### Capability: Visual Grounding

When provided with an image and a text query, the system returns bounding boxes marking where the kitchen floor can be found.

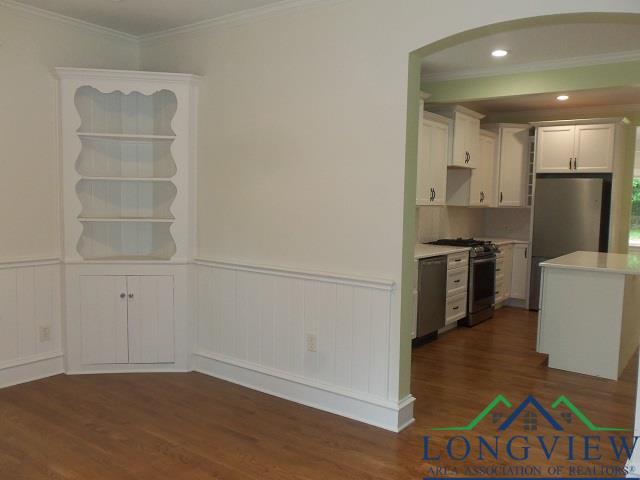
[0,307,636,479]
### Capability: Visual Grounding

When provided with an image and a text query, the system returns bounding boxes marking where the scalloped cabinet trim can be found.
[55,68,199,263]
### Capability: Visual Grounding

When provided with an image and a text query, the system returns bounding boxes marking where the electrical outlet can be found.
[39,325,51,342]
[306,333,318,353]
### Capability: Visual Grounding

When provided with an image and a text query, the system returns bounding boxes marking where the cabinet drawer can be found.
[495,277,505,302]
[447,252,469,270]
[446,293,467,324]
[495,258,505,275]
[447,266,468,297]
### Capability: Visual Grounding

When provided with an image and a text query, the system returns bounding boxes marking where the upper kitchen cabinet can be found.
[534,119,626,173]
[428,105,485,168]
[469,130,498,207]
[484,124,530,207]
[416,112,450,206]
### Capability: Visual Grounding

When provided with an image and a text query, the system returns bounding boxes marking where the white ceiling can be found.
[422,23,640,81]
[12,0,289,36]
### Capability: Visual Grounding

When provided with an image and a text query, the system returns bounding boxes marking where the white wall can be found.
[139,0,640,412]
[0,4,139,262]
[0,4,138,387]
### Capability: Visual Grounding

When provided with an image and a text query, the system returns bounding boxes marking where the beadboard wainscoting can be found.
[193,258,414,432]
[0,258,64,387]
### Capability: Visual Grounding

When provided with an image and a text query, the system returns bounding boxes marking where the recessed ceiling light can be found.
[556,95,570,101]
[491,49,509,58]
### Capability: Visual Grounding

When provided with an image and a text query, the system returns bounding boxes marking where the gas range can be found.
[428,238,498,258]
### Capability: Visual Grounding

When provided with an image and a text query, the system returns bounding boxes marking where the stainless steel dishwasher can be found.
[415,256,447,342]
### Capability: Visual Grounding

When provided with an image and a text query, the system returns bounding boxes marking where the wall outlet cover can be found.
[306,333,318,353]
[39,325,51,342]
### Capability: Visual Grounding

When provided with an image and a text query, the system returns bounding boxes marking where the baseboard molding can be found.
[65,366,191,375]
[0,352,64,388]
[193,349,415,432]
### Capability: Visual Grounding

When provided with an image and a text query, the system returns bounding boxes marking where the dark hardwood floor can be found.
[0,307,637,479]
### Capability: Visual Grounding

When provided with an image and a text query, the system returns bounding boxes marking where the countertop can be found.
[541,251,640,275]
[479,238,529,246]
[414,244,470,260]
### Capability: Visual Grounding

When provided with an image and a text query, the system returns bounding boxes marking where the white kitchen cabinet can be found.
[574,124,615,172]
[535,125,575,173]
[416,112,449,205]
[495,244,513,304]
[79,274,174,366]
[510,244,529,300]
[535,122,616,173]
[428,105,484,168]
[469,130,497,207]
[485,124,529,207]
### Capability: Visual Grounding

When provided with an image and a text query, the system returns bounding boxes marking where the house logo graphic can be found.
[431,394,629,432]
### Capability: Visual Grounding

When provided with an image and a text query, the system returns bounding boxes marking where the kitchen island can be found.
[538,251,640,380]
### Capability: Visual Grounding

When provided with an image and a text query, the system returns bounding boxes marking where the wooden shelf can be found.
[81,176,174,182]
[78,217,175,223]
[77,132,176,141]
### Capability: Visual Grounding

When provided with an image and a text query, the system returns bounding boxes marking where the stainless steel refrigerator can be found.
[529,174,612,310]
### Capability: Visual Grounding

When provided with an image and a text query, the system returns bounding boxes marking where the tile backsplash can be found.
[416,206,531,243]
[416,206,484,243]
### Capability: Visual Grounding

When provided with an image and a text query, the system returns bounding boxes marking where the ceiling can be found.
[12,0,288,36]
[422,23,640,81]
[437,87,640,115]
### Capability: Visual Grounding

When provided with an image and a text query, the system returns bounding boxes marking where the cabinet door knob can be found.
[569,158,572,170]
[573,158,577,170]
[128,293,134,299]
[500,192,503,203]
[120,293,126,299]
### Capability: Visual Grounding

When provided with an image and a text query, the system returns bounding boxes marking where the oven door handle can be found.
[472,257,496,264]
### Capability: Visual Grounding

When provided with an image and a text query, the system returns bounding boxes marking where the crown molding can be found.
[0,0,138,42]
[139,0,345,42]
[1,0,344,44]
[422,49,640,83]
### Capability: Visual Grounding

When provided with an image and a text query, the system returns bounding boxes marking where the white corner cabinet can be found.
[416,112,449,205]
[428,105,485,168]
[56,68,199,374]
[534,119,627,173]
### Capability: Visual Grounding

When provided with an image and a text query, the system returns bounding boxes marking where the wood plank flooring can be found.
[0,307,637,479]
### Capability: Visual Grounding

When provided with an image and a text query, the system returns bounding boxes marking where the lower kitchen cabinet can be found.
[79,275,175,365]
[495,244,513,304]
[510,244,529,300]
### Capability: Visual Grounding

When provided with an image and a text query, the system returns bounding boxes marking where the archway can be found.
[400,11,640,417]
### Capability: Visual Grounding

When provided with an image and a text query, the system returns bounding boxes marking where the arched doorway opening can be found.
[400,11,640,473]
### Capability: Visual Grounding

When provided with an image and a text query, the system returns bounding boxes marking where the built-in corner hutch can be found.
[56,68,200,373]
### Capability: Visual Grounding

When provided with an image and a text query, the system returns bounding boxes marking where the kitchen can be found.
[411,27,640,386]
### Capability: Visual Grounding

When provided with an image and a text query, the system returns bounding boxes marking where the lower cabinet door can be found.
[80,275,129,365]
[126,275,175,364]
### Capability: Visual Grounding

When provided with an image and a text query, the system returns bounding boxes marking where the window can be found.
[632,177,640,248]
